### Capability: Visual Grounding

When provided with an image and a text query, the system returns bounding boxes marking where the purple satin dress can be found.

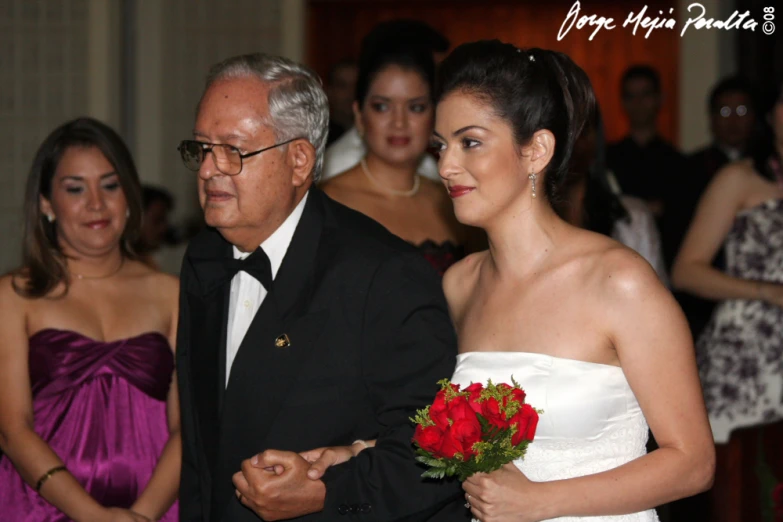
[0,329,178,521]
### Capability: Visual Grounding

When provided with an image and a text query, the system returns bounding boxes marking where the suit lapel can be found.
[221,190,338,435]
[216,285,229,413]
[213,191,339,521]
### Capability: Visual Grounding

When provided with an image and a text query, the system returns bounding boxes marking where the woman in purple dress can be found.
[0,118,180,521]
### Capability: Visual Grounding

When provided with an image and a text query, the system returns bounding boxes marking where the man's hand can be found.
[233,450,326,521]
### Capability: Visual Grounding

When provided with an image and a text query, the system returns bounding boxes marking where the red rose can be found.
[429,389,451,430]
[439,417,482,459]
[414,424,445,455]
[509,403,539,445]
[481,397,510,429]
[495,383,526,406]
[506,387,526,406]
[446,395,476,423]
[464,383,484,414]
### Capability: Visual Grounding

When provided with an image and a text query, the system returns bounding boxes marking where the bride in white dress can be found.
[296,41,715,522]
[430,41,715,522]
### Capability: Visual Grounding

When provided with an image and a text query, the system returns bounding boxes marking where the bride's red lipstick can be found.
[448,185,475,198]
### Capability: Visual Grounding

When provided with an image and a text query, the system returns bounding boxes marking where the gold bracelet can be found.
[35,465,67,492]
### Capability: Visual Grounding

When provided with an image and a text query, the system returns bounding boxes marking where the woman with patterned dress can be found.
[672,81,783,521]
[0,118,180,521]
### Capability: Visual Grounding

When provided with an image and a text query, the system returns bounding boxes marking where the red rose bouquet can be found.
[411,378,541,481]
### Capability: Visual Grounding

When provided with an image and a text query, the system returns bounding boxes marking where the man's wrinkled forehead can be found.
[195,77,275,139]
[196,75,271,117]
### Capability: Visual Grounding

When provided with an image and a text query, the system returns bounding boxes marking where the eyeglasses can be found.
[718,105,748,118]
[177,137,301,175]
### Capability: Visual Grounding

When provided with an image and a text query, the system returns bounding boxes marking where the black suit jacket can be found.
[177,189,465,521]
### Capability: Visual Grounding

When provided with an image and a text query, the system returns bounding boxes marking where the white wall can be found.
[0,0,117,273]
[0,0,295,274]
[678,0,726,153]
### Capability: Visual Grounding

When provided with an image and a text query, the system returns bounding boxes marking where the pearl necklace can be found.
[72,258,125,280]
[360,158,420,197]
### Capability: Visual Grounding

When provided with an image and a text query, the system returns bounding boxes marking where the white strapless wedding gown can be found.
[451,351,659,522]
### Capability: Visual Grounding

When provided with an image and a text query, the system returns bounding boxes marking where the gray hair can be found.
[204,53,330,181]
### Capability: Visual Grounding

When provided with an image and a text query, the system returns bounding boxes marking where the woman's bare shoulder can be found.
[556,226,659,298]
[0,272,33,328]
[320,167,363,200]
[587,240,666,305]
[444,250,485,279]
[442,250,486,311]
[151,270,180,295]
[712,158,757,187]
[0,272,25,301]
[125,261,180,298]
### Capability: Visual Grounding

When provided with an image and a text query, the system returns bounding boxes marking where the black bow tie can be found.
[192,246,273,295]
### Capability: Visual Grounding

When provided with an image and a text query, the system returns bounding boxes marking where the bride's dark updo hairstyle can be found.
[436,40,596,202]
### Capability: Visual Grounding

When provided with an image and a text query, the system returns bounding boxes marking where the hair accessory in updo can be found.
[529,54,535,62]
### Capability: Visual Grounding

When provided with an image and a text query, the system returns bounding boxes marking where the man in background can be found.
[136,185,176,269]
[687,76,756,191]
[607,65,686,267]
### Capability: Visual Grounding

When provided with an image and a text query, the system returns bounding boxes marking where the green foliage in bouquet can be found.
[411,378,541,481]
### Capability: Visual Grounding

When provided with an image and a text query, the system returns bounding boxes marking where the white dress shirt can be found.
[612,195,669,285]
[718,144,742,162]
[225,192,308,386]
[321,126,440,181]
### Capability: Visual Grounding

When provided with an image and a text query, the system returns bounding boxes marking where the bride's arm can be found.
[465,250,715,522]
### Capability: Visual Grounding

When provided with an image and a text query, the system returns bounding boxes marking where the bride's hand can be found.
[463,463,544,522]
[299,440,374,480]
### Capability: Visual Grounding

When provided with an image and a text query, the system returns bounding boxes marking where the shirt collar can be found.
[232,192,309,279]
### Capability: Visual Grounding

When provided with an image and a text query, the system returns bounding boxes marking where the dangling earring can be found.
[125,209,130,218]
[529,172,537,199]
[46,214,55,223]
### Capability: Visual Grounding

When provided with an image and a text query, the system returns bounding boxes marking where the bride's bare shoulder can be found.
[442,250,487,312]
[584,238,666,304]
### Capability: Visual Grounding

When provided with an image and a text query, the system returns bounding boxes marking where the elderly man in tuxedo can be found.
[175,53,464,522]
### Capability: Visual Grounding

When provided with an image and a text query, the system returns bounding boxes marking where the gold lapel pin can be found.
[274,334,291,348]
